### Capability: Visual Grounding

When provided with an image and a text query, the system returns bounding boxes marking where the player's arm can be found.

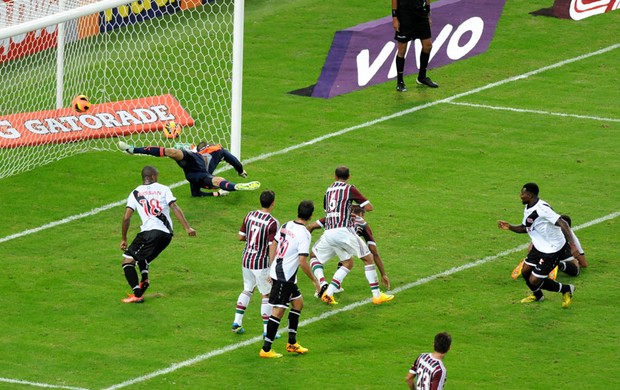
[391,0,400,31]
[575,252,588,268]
[170,201,197,236]
[221,148,244,174]
[307,218,324,233]
[268,241,277,266]
[497,220,526,233]
[351,186,374,212]
[299,253,321,292]
[405,371,415,390]
[556,217,579,257]
[370,244,391,290]
[120,207,134,251]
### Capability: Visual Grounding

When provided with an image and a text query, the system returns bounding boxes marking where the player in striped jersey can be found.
[406,332,451,390]
[231,190,279,336]
[308,205,391,295]
[120,166,196,303]
[312,166,393,305]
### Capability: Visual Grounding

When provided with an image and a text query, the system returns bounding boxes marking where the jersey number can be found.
[139,198,162,217]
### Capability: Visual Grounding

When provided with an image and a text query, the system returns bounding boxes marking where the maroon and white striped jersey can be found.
[323,181,369,230]
[410,353,447,390]
[239,210,279,269]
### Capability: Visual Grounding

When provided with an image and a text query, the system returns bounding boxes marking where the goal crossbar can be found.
[0,0,131,41]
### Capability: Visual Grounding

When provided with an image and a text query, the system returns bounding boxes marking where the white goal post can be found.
[0,0,244,180]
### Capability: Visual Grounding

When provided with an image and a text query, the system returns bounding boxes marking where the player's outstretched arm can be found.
[498,220,526,233]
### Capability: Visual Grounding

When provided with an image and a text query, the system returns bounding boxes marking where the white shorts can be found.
[312,227,371,264]
[242,267,272,295]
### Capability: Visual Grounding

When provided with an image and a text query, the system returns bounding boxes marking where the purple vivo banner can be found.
[307,0,507,99]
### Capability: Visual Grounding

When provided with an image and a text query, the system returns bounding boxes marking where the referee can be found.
[392,0,439,91]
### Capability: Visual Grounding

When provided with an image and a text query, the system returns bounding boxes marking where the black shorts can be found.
[395,14,431,42]
[524,243,568,278]
[268,280,302,309]
[124,230,172,265]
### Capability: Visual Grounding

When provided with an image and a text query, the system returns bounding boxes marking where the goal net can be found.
[0,0,241,180]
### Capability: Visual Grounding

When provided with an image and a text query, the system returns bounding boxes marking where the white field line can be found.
[101,211,619,390]
[445,101,620,122]
[0,378,89,390]
[1,44,618,389]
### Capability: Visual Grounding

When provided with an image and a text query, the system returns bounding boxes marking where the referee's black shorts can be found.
[395,15,431,42]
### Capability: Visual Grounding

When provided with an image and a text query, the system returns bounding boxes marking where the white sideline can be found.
[0,43,618,389]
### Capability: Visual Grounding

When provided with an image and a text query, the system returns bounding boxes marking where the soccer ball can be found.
[163,121,182,139]
[72,95,91,113]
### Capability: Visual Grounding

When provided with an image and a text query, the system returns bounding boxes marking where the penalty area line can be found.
[102,211,619,390]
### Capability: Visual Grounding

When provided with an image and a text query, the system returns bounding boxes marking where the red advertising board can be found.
[0,94,194,148]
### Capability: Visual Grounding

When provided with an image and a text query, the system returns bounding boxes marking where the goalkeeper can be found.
[199,142,248,178]
[119,141,260,197]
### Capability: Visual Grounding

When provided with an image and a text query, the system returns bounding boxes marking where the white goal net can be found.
[0,0,241,180]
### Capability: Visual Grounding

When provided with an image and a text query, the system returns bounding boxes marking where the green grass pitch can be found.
[1,1,619,389]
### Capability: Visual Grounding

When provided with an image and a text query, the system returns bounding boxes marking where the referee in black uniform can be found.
[392,0,439,91]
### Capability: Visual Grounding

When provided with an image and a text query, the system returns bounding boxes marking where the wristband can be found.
[392,9,397,17]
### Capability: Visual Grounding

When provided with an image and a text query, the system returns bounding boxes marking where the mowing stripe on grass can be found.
[1,43,618,246]
[445,101,620,122]
[101,211,619,390]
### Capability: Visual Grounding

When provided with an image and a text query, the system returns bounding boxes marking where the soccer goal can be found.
[0,0,244,180]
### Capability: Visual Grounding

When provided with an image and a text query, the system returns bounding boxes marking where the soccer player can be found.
[118,141,260,197]
[313,166,393,305]
[259,200,318,358]
[511,214,585,280]
[120,166,196,303]
[392,0,439,91]
[498,183,579,308]
[199,142,248,178]
[406,332,451,390]
[231,190,279,336]
[308,205,391,295]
